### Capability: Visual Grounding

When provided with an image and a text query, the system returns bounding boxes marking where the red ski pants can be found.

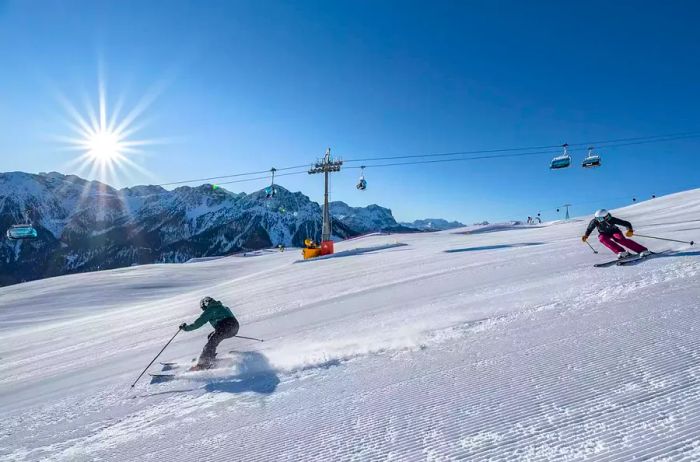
[598,232,648,254]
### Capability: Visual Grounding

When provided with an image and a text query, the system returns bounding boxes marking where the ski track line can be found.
[451,342,696,449]
[392,333,698,460]
[454,304,700,462]
[468,375,699,460]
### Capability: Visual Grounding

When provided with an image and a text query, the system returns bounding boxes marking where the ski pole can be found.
[634,234,695,246]
[131,328,181,388]
[584,240,598,254]
[235,334,264,342]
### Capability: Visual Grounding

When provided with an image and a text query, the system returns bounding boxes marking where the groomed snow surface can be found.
[2,189,700,461]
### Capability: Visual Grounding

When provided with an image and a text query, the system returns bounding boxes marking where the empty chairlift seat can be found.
[6,224,38,240]
[356,166,367,190]
[582,146,602,168]
[550,143,572,169]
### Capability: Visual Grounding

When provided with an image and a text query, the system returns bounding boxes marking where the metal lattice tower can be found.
[308,148,343,241]
[562,204,572,220]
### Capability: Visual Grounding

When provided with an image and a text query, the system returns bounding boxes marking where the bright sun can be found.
[57,70,160,184]
[86,130,122,161]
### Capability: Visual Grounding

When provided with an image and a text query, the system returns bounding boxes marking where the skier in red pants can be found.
[582,209,651,259]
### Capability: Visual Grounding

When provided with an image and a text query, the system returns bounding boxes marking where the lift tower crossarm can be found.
[308,148,343,242]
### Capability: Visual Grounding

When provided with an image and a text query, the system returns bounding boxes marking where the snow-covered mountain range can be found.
[0,172,443,285]
[329,201,419,234]
[400,218,466,231]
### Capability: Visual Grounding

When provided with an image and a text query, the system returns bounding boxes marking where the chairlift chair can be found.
[264,186,276,198]
[6,224,38,240]
[581,146,601,168]
[356,166,367,191]
[550,143,572,169]
[265,168,277,198]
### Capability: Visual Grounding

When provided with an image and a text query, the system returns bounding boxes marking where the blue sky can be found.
[1,0,699,223]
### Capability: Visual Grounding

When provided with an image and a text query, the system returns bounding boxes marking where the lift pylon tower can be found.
[562,204,572,220]
[308,148,343,254]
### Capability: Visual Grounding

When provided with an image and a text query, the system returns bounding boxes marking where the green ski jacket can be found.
[182,301,235,331]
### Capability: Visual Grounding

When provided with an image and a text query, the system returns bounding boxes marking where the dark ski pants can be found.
[598,232,648,254]
[198,317,239,367]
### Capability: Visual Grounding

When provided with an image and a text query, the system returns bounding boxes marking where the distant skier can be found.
[582,209,650,259]
[179,296,239,370]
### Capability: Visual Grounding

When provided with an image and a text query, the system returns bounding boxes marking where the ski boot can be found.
[188,363,211,372]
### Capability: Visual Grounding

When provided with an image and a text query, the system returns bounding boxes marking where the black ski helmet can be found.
[200,296,215,310]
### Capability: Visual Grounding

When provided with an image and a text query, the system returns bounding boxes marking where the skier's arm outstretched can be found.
[610,217,634,236]
[582,219,597,241]
[180,310,212,332]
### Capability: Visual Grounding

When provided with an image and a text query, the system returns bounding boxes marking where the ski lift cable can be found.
[202,132,700,186]
[215,170,308,186]
[155,131,700,187]
[342,148,575,169]
[341,133,700,170]
[208,133,700,188]
[341,131,700,164]
[158,164,310,187]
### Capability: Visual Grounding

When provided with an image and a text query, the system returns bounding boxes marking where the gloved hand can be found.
[581,235,588,242]
[179,323,187,330]
[626,229,633,237]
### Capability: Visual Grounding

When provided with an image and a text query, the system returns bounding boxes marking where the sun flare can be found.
[56,69,162,184]
[86,130,122,162]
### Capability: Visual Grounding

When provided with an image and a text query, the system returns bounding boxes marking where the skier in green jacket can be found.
[179,296,239,370]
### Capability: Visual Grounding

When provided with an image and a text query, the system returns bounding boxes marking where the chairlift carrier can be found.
[6,208,38,240]
[265,168,277,198]
[550,144,572,169]
[6,224,38,240]
[582,146,601,168]
[356,166,367,190]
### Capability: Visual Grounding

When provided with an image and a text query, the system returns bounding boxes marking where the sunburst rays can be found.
[49,67,170,226]
[55,69,161,188]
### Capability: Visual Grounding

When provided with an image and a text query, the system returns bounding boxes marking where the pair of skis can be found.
[594,251,662,268]
[149,352,240,380]
[148,361,194,380]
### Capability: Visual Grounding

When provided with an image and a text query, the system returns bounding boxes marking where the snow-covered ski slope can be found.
[2,189,700,461]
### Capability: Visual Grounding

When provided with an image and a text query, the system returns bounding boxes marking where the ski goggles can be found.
[595,214,610,222]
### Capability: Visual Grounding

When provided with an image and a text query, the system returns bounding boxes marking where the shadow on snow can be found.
[204,351,280,394]
[444,242,545,253]
[146,351,280,395]
[601,249,699,267]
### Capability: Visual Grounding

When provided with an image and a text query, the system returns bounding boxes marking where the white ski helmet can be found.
[594,209,610,221]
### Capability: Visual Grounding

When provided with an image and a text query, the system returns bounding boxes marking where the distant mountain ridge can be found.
[400,218,465,231]
[0,171,459,285]
[329,201,419,234]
